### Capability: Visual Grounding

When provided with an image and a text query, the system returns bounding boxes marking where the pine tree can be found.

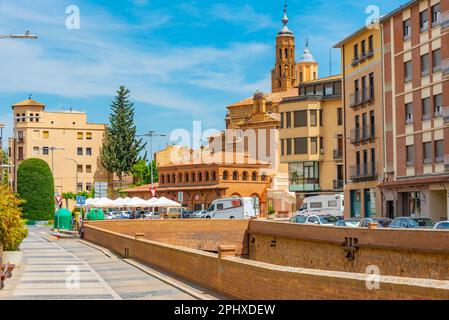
[101,86,145,188]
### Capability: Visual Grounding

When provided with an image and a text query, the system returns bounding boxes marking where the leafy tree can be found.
[132,159,158,186]
[17,158,55,221]
[62,192,76,209]
[0,184,28,250]
[1,149,9,185]
[100,86,145,188]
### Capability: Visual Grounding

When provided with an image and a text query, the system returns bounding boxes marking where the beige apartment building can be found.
[279,75,344,207]
[8,98,110,207]
[379,0,449,220]
[335,25,384,218]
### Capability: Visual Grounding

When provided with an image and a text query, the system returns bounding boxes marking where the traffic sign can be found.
[150,187,157,197]
[76,196,86,206]
[55,195,62,205]
[94,182,108,198]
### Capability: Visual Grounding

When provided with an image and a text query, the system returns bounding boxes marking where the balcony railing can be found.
[333,179,344,190]
[350,125,376,144]
[333,149,343,160]
[289,178,320,192]
[349,163,377,180]
[349,87,374,109]
[442,59,449,75]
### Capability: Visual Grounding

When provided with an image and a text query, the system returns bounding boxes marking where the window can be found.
[280,113,284,129]
[404,61,412,82]
[310,137,318,154]
[422,97,431,120]
[420,10,429,32]
[86,183,92,191]
[434,94,443,117]
[310,110,317,126]
[43,131,49,139]
[361,39,366,56]
[294,138,308,155]
[185,173,189,182]
[192,172,196,182]
[310,202,322,209]
[405,103,413,123]
[368,35,373,52]
[337,108,343,126]
[421,53,429,75]
[403,19,411,39]
[432,4,441,26]
[232,171,238,181]
[35,114,40,122]
[406,145,415,166]
[435,140,444,162]
[86,132,92,140]
[242,171,248,181]
[205,171,210,181]
[423,142,432,164]
[77,147,83,156]
[252,171,258,181]
[32,146,39,156]
[86,165,92,173]
[18,147,24,160]
[320,137,324,155]
[77,165,83,173]
[294,110,307,127]
[433,49,441,72]
[328,200,338,207]
[198,172,203,182]
[86,148,92,156]
[324,83,333,96]
[261,173,267,181]
[286,112,291,128]
[77,183,83,193]
[354,43,359,59]
[286,138,292,155]
[17,131,24,142]
[77,132,83,140]
[319,110,323,126]
[223,171,228,180]
[281,139,285,156]
[43,147,49,156]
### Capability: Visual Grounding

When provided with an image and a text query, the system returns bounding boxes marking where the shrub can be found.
[17,158,55,221]
[0,184,28,251]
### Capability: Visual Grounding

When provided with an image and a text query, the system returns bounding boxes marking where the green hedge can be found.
[17,158,55,221]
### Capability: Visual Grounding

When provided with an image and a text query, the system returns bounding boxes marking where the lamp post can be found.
[137,130,166,190]
[65,158,79,193]
[0,31,38,40]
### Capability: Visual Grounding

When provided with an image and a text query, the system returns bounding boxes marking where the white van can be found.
[296,194,344,217]
[206,197,259,219]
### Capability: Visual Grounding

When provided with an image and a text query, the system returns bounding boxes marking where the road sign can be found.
[55,194,62,205]
[94,182,108,198]
[76,196,86,206]
[150,187,157,197]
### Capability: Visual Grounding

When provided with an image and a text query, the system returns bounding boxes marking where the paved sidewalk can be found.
[0,228,217,300]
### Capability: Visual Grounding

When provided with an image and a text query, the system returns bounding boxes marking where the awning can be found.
[379,175,449,188]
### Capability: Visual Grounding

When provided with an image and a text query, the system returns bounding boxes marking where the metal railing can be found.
[349,87,374,108]
[333,149,343,159]
[333,179,344,190]
[350,125,375,144]
[349,163,377,180]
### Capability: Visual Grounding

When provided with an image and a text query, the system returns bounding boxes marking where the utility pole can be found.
[137,130,166,190]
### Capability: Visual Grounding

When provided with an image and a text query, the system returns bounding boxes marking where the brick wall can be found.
[84,223,449,300]
[86,220,250,255]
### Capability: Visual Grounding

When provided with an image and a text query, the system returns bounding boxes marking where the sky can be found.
[0,0,406,153]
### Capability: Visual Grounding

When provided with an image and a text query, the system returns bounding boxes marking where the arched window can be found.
[279,49,282,58]
[167,174,170,183]
[284,48,288,59]
[232,170,239,181]
[261,173,267,181]
[161,175,165,184]
[212,171,217,181]
[192,172,196,182]
[223,170,229,180]
[205,171,210,181]
[198,172,203,182]
[178,173,183,183]
[242,171,248,181]
[185,172,189,182]
[172,174,176,184]
[252,171,258,181]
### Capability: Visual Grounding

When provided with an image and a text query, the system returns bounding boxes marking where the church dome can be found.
[298,47,316,63]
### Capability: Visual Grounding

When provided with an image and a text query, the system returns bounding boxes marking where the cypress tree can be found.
[101,86,145,187]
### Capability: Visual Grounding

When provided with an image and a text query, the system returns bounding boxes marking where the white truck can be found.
[206,197,259,219]
[296,194,344,218]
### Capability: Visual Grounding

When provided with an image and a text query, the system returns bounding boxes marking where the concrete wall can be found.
[87,220,250,255]
[83,223,449,300]
[248,220,449,280]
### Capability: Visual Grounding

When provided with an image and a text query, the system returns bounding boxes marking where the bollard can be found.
[217,245,237,259]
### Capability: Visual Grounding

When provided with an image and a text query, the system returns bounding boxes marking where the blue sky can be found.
[0,0,405,152]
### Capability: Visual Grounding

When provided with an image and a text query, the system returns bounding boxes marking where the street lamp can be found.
[65,158,79,193]
[137,130,166,190]
[0,30,38,40]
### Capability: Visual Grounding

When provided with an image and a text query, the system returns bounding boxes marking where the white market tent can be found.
[94,197,116,208]
[151,197,181,208]
[126,197,150,208]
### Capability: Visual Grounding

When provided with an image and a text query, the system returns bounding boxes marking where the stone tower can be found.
[271,4,296,93]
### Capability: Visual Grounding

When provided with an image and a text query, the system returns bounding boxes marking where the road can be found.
[0,227,220,300]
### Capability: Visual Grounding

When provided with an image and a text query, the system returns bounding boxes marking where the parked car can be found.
[182,210,194,219]
[334,219,360,227]
[389,217,435,229]
[190,210,207,219]
[105,212,119,220]
[119,210,132,219]
[296,194,344,218]
[359,217,392,228]
[434,221,449,230]
[289,215,335,225]
[144,212,161,220]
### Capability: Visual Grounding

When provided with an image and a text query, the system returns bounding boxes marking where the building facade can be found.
[379,0,449,220]
[279,75,344,207]
[335,25,384,218]
[8,98,110,207]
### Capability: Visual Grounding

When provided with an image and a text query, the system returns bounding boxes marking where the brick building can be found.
[379,0,449,220]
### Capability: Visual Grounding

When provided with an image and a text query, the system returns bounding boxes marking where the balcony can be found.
[349,87,374,110]
[444,107,449,123]
[333,149,343,160]
[350,125,376,144]
[289,178,320,192]
[349,163,377,181]
[351,56,360,67]
[333,179,344,190]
